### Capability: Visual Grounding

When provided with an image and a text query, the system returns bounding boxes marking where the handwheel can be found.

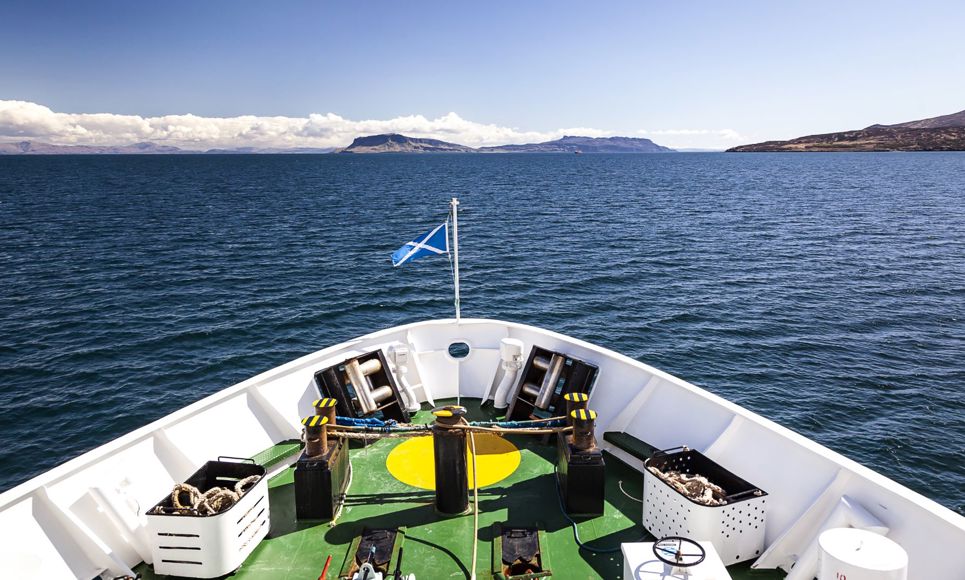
[652,536,706,567]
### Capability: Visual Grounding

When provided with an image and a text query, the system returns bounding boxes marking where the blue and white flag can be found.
[391,221,449,267]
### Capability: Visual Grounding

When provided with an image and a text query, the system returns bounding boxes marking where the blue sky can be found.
[1,0,963,149]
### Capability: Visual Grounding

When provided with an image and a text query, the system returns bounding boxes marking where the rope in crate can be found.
[150,475,260,516]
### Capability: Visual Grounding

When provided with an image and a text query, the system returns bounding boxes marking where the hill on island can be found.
[728,109,965,152]
[0,141,190,155]
[338,134,475,153]
[479,135,672,153]
[339,133,673,153]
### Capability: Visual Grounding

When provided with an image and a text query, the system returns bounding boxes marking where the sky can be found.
[1,0,964,150]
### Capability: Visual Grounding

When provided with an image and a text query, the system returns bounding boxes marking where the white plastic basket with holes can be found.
[642,447,767,565]
[145,457,269,578]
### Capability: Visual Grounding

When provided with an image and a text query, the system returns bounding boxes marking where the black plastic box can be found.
[556,434,605,516]
[294,439,350,520]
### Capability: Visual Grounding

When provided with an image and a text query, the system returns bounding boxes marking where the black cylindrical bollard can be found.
[431,405,469,515]
[570,408,597,451]
[302,414,330,457]
[563,392,589,425]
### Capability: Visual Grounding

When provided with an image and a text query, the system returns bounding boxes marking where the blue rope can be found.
[335,416,392,427]
[470,418,566,428]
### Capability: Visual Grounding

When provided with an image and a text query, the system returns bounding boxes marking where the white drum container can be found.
[146,460,270,578]
[818,528,908,580]
[643,448,767,565]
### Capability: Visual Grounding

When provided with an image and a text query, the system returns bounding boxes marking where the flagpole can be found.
[451,197,461,321]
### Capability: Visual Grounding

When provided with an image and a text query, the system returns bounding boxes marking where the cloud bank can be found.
[0,100,745,150]
[0,100,615,150]
[637,128,747,147]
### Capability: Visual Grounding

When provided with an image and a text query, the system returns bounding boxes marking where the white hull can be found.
[0,318,962,578]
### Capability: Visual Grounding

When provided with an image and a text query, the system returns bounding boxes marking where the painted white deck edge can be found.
[0,318,962,579]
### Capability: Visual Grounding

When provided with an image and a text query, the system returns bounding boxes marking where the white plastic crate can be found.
[642,448,767,565]
[146,459,270,578]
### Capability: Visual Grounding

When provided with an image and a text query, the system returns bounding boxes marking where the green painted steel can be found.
[602,432,659,462]
[135,401,783,579]
[249,439,303,470]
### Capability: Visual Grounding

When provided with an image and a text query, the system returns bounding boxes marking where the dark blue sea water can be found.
[0,153,963,515]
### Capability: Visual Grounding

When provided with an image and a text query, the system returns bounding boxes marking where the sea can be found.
[0,153,962,516]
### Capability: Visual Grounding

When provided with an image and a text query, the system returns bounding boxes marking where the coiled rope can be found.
[198,487,239,515]
[154,475,261,516]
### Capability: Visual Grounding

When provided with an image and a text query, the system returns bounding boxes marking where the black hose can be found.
[554,467,647,553]
[393,547,404,579]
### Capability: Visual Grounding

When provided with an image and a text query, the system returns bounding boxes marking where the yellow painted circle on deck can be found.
[386,433,520,490]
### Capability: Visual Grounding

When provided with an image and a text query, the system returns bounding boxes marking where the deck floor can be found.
[136,400,784,579]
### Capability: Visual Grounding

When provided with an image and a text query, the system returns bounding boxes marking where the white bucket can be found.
[818,528,908,580]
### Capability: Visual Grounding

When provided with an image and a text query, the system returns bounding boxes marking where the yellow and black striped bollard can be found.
[312,397,338,425]
[563,391,589,425]
[302,414,330,457]
[570,408,597,451]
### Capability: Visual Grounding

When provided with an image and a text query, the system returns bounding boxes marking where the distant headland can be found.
[0,141,336,155]
[728,109,965,152]
[338,133,673,154]
[0,134,674,155]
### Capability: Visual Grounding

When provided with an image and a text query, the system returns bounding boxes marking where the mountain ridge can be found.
[479,135,672,153]
[338,134,475,153]
[728,109,965,152]
[1,133,675,155]
[0,141,336,155]
[339,133,673,153]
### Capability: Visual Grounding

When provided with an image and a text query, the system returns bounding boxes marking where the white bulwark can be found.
[0,318,963,578]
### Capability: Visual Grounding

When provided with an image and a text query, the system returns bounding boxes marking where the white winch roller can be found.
[491,338,524,409]
[345,358,391,414]
[818,528,908,580]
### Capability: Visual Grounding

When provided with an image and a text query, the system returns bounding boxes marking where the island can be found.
[0,134,673,155]
[339,134,672,153]
[338,134,475,153]
[728,109,965,152]
[0,142,336,155]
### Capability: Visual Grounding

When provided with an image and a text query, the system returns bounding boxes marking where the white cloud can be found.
[0,100,617,150]
[636,128,748,150]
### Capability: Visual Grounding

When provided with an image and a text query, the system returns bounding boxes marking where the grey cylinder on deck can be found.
[535,354,565,409]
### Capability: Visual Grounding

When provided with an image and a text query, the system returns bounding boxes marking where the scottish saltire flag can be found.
[391,221,449,267]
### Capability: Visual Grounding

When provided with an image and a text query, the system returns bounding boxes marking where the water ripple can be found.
[0,152,963,515]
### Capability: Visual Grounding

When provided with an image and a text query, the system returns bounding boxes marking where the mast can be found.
[451,197,461,321]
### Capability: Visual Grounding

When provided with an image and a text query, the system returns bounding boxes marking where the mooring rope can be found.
[333,431,431,440]
[327,421,571,437]
[450,423,572,435]
[462,417,480,580]
[646,466,729,506]
[154,475,261,516]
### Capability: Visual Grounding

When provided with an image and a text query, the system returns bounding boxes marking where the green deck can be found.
[136,400,784,579]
